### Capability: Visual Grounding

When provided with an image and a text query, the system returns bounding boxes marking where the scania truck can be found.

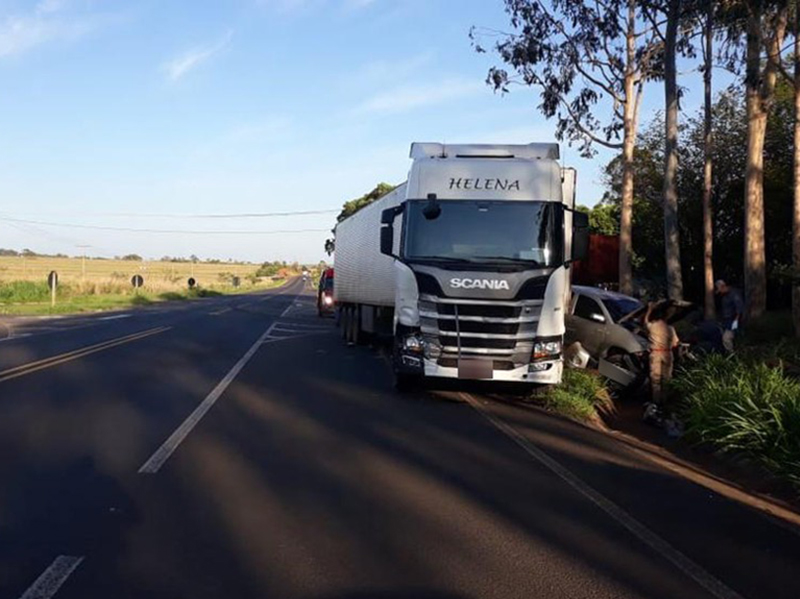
[334,142,588,389]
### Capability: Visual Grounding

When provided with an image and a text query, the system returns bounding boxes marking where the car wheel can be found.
[605,349,647,394]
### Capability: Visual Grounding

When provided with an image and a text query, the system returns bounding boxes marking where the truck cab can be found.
[379,143,587,387]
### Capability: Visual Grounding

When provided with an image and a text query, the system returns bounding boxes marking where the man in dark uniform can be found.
[715,279,744,352]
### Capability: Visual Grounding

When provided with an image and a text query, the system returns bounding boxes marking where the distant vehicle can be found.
[565,285,692,388]
[318,268,335,316]
[333,142,589,389]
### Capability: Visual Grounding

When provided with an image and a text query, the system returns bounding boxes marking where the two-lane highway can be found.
[2,279,799,598]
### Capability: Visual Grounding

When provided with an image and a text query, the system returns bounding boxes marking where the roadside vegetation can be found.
[540,368,614,423]
[673,353,800,490]
[0,255,300,315]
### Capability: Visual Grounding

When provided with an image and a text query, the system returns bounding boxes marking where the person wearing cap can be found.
[715,279,744,352]
[644,301,680,404]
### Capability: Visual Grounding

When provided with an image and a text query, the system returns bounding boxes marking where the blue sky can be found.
[0,0,723,263]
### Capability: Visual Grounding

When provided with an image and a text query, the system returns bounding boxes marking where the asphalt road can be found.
[1,277,799,599]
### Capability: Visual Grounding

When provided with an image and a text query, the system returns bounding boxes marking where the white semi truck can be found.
[334,142,588,389]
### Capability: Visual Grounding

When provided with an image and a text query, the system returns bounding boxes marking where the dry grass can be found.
[0,256,294,315]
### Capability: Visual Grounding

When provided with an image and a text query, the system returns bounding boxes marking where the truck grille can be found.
[418,294,542,369]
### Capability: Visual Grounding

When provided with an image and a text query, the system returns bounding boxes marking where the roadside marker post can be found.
[47,271,58,308]
[131,274,144,295]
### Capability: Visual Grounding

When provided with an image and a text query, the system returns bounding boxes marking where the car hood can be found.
[618,299,694,327]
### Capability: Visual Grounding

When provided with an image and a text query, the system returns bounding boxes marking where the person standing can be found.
[645,302,680,404]
[715,279,744,352]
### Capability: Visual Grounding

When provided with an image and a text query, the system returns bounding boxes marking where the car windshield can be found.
[602,297,643,323]
[403,200,563,268]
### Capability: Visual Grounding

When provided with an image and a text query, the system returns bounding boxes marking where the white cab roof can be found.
[410,142,559,161]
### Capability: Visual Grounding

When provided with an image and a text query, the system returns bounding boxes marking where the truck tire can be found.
[340,306,349,341]
[350,305,361,345]
[394,371,420,392]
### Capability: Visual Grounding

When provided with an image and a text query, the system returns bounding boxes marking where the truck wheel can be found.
[350,305,361,345]
[340,306,350,341]
[394,372,419,392]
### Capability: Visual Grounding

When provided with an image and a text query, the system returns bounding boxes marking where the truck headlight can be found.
[403,334,423,353]
[533,339,562,361]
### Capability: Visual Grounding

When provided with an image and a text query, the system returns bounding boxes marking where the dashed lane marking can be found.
[461,392,744,599]
[139,296,299,474]
[18,555,84,599]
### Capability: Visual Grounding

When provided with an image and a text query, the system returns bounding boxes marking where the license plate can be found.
[458,359,493,379]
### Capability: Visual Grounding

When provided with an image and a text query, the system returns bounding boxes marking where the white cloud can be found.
[355,78,484,115]
[0,0,97,58]
[343,0,377,9]
[255,0,377,13]
[161,30,233,82]
[355,51,433,85]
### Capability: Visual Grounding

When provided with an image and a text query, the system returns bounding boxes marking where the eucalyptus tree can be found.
[721,0,790,319]
[474,0,661,295]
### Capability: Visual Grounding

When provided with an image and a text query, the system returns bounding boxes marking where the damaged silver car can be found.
[565,286,692,389]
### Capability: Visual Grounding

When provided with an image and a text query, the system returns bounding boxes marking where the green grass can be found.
[672,353,800,488]
[0,279,282,315]
[739,311,800,366]
[542,368,614,422]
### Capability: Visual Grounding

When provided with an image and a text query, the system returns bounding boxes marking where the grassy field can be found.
[0,256,291,315]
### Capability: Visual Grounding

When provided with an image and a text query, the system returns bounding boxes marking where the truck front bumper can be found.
[422,358,563,384]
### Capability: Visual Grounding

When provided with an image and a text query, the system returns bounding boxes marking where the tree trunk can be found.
[794,1,800,337]
[662,0,683,301]
[744,4,768,320]
[702,0,715,319]
[619,0,637,296]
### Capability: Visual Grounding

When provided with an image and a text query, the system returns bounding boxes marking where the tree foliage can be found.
[325,182,398,255]
[336,182,397,222]
[600,85,794,306]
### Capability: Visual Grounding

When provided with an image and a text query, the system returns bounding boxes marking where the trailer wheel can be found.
[350,305,361,345]
[340,306,350,341]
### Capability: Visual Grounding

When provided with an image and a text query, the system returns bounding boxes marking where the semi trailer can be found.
[333,142,588,389]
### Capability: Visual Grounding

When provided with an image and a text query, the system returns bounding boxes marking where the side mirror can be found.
[380,226,394,256]
[422,193,441,220]
[573,211,589,262]
[380,205,403,257]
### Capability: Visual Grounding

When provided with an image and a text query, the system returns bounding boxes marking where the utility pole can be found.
[76,244,91,281]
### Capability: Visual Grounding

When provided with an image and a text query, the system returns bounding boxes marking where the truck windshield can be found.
[403,200,563,267]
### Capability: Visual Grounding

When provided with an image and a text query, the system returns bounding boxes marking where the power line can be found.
[0,216,331,235]
[0,208,339,219]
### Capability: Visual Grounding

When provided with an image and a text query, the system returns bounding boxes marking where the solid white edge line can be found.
[19,555,84,599]
[138,291,299,474]
[460,392,745,599]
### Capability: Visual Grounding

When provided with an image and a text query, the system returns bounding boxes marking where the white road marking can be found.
[98,314,131,321]
[18,555,84,599]
[139,312,292,474]
[0,333,32,342]
[461,392,744,599]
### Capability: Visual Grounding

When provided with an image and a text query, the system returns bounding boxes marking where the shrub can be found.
[672,354,800,487]
[543,368,614,422]
[0,280,51,302]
